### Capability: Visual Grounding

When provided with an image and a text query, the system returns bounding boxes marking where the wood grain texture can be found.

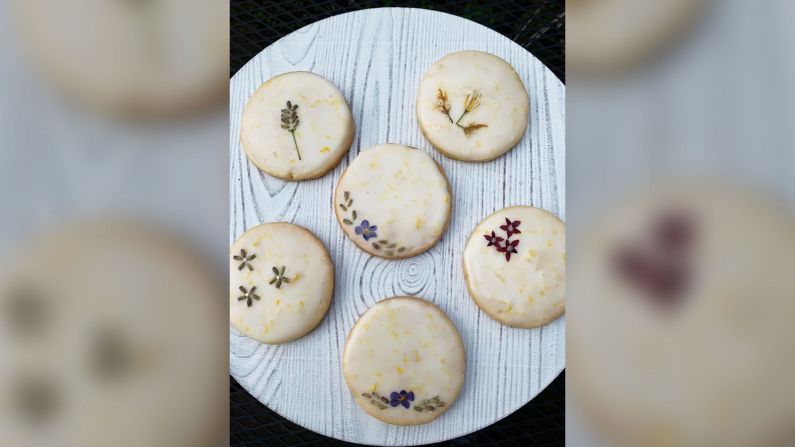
[229,8,565,445]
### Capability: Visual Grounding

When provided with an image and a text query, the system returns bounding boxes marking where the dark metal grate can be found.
[230,1,564,445]
[231,372,564,446]
[230,1,564,82]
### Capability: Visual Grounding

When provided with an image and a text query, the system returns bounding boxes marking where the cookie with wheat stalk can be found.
[417,51,529,162]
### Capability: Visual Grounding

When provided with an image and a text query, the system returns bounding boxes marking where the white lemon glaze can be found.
[334,144,452,258]
[343,297,465,425]
[241,72,354,180]
[463,206,565,328]
[417,51,529,161]
[229,223,334,344]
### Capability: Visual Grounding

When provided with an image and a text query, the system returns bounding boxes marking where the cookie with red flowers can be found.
[463,206,565,328]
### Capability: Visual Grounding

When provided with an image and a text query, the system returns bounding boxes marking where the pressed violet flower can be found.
[483,231,505,247]
[500,218,521,237]
[389,390,415,409]
[355,220,378,241]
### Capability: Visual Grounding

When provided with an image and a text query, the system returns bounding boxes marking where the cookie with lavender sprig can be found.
[334,144,452,259]
[240,72,354,181]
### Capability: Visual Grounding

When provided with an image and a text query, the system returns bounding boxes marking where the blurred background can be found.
[7,0,795,445]
[0,0,228,446]
[567,0,795,446]
[230,1,564,446]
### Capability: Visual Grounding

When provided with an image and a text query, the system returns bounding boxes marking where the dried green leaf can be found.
[372,243,381,250]
[344,191,350,200]
[340,204,348,211]
[343,219,353,225]
[352,210,357,220]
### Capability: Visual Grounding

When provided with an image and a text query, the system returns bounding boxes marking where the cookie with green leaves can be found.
[230,222,334,344]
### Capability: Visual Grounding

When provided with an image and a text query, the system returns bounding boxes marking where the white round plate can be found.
[229,8,565,445]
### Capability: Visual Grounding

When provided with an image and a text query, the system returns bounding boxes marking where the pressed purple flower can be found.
[355,220,378,241]
[389,390,415,409]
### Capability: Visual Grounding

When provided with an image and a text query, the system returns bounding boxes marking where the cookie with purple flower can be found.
[464,206,566,328]
[334,144,452,259]
[343,297,465,425]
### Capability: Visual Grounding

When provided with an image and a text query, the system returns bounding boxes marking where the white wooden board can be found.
[229,8,565,445]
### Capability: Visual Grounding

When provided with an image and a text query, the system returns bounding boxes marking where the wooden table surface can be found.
[229,8,565,445]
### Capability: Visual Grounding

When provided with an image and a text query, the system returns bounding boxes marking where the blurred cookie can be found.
[0,220,226,447]
[343,296,465,426]
[15,0,228,116]
[240,72,354,181]
[229,223,333,344]
[334,144,452,258]
[416,51,529,161]
[463,206,565,328]
[568,0,708,74]
[569,182,795,447]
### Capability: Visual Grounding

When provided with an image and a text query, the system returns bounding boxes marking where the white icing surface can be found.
[416,51,529,161]
[230,223,334,344]
[343,297,466,426]
[464,206,565,328]
[334,144,451,258]
[241,72,354,180]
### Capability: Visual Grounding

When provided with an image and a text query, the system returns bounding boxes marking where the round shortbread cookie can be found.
[343,297,465,426]
[229,223,334,344]
[568,0,708,74]
[463,206,565,328]
[0,220,226,447]
[15,0,228,116]
[569,183,795,447]
[333,144,452,259]
[240,72,354,181]
[416,50,529,162]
